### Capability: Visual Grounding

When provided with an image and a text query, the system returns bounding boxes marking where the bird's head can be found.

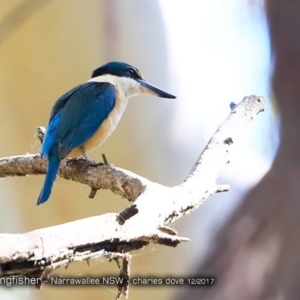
[91,61,176,99]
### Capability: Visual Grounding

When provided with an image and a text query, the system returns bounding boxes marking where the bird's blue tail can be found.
[37,155,60,205]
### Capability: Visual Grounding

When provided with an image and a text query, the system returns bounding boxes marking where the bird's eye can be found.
[128,68,136,76]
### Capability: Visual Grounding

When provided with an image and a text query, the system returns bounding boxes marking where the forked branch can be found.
[0,95,265,298]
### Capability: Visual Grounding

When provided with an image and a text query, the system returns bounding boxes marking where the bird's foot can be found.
[84,153,109,167]
[66,157,86,166]
[66,153,109,169]
[86,161,104,167]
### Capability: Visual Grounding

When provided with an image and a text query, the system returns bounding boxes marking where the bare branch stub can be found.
[117,205,138,225]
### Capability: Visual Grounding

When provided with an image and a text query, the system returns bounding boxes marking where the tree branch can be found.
[0,95,265,297]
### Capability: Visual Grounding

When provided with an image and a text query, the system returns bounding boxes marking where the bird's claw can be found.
[86,161,104,168]
[66,157,86,166]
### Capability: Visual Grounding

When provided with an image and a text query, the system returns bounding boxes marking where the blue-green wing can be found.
[42,81,116,159]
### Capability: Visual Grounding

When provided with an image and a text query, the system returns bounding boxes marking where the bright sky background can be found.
[160,0,276,188]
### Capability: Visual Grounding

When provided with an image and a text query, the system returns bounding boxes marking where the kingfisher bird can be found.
[37,61,176,205]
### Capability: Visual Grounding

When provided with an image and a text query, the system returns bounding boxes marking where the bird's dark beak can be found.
[138,79,176,99]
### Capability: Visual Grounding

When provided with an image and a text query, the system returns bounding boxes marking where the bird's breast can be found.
[75,90,128,155]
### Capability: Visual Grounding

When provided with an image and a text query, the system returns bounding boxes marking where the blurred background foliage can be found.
[0,1,274,299]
